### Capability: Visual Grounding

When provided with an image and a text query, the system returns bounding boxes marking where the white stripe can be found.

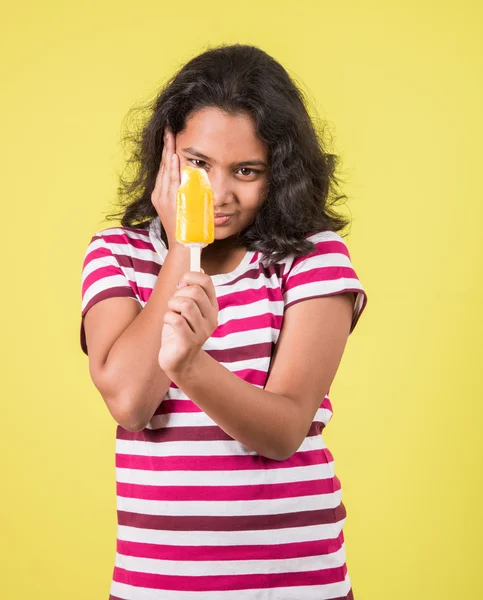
[116,459,335,485]
[118,269,157,289]
[291,252,353,272]
[82,274,135,310]
[220,356,271,371]
[306,230,345,244]
[162,388,190,400]
[202,328,275,351]
[214,270,281,298]
[83,248,159,291]
[110,577,352,600]
[117,518,345,546]
[116,432,326,458]
[284,278,364,305]
[116,490,342,517]
[146,411,217,429]
[101,226,151,240]
[146,407,328,430]
[217,297,283,321]
[114,544,346,576]
[88,229,162,263]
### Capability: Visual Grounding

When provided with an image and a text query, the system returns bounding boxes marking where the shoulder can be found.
[93,223,152,248]
[303,230,351,257]
[279,230,352,277]
[85,223,157,261]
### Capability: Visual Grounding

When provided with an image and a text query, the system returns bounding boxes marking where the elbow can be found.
[91,366,151,432]
[260,437,302,462]
[99,385,151,432]
[261,448,296,462]
[109,399,150,432]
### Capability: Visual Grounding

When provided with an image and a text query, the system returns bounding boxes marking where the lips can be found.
[214,213,233,225]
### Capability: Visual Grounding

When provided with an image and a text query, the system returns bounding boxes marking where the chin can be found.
[214,227,238,240]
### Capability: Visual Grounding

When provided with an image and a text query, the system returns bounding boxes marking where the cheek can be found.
[240,182,267,214]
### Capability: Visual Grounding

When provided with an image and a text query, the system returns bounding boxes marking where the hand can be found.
[159,272,219,376]
[151,128,180,247]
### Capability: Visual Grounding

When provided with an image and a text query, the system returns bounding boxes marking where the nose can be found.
[207,169,233,207]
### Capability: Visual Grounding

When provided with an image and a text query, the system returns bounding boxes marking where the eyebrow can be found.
[181,147,268,168]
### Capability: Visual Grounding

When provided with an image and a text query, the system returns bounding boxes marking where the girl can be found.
[81,44,367,600]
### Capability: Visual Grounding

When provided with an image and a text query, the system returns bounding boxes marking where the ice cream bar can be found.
[176,166,214,271]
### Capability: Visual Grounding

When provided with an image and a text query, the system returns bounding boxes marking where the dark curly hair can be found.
[108,43,350,262]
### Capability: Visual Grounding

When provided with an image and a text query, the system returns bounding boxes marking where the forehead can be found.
[177,108,268,162]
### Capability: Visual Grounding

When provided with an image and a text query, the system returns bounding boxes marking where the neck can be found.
[203,236,240,259]
[201,236,246,276]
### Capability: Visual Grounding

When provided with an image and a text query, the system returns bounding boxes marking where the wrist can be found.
[166,350,206,385]
[167,238,186,251]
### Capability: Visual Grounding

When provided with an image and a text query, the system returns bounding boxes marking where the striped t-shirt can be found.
[81,217,367,600]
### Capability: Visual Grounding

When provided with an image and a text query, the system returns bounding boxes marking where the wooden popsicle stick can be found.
[190,246,201,272]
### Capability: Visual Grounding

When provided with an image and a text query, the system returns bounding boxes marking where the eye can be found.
[189,159,208,169]
[237,167,259,177]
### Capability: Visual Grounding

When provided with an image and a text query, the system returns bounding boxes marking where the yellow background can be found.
[2,1,482,598]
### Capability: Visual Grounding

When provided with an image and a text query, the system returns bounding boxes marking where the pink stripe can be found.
[120,226,151,236]
[117,505,345,531]
[136,285,153,302]
[154,400,202,415]
[115,253,160,275]
[82,265,128,296]
[116,533,344,561]
[115,448,335,472]
[321,396,333,413]
[212,313,283,337]
[281,240,351,284]
[116,477,340,501]
[83,244,111,268]
[284,266,357,291]
[217,286,282,311]
[113,564,347,591]
[312,239,351,257]
[102,232,155,251]
[232,369,267,386]
[206,342,272,364]
[82,287,137,318]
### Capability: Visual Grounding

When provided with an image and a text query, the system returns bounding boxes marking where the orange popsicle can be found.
[176,166,214,271]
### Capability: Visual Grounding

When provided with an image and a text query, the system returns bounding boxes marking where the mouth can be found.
[214,213,233,226]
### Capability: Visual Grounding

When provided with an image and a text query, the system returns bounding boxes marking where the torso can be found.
[83,217,363,599]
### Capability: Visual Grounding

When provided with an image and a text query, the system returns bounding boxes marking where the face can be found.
[175,108,269,239]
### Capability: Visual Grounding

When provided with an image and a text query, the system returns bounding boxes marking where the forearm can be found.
[167,351,307,460]
[102,244,190,429]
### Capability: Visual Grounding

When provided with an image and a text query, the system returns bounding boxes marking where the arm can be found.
[84,128,186,431]
[84,244,190,431]
[160,271,354,460]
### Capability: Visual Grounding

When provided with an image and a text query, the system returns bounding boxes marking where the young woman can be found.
[81,43,367,600]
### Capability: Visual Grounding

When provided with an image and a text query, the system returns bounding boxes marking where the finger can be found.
[152,129,168,198]
[164,309,194,338]
[180,272,218,309]
[173,285,213,319]
[168,152,181,198]
[161,130,175,190]
[168,296,203,331]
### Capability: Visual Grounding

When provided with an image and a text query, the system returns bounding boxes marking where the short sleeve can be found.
[282,232,367,333]
[80,233,140,354]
